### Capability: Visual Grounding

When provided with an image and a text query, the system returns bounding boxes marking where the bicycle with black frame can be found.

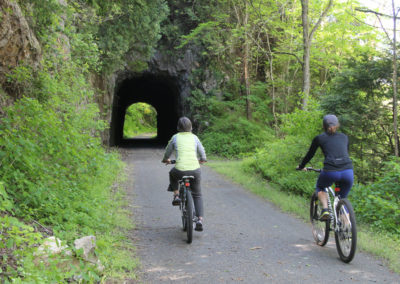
[299,167,357,263]
[168,160,197,244]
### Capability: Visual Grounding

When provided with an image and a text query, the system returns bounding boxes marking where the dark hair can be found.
[177,117,192,132]
[323,114,339,134]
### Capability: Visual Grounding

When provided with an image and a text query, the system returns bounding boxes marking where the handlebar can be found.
[296,167,321,173]
[163,159,207,165]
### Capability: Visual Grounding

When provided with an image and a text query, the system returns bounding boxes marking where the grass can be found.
[208,159,400,274]
[98,165,140,282]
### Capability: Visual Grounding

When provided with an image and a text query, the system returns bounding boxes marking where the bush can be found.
[0,95,123,234]
[0,78,130,281]
[200,115,274,157]
[243,108,323,196]
[351,159,400,235]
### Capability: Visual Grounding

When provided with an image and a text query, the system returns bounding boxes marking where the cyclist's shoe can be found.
[320,208,330,221]
[172,195,181,206]
[195,220,203,232]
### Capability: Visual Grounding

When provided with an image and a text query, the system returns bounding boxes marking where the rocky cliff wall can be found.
[0,0,41,98]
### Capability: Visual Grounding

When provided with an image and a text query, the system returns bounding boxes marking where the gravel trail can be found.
[124,148,400,284]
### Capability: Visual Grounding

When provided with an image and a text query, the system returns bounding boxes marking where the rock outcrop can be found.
[0,0,42,93]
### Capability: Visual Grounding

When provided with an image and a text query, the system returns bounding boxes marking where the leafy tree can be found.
[321,56,392,182]
[356,1,400,156]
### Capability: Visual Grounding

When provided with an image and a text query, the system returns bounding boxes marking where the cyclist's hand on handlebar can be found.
[162,159,171,165]
[296,166,307,171]
[199,160,207,164]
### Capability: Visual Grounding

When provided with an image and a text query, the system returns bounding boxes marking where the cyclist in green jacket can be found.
[162,117,207,231]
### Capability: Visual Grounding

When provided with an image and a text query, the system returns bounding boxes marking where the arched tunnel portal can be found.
[109,73,181,147]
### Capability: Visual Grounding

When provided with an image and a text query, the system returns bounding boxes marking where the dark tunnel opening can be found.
[110,73,181,147]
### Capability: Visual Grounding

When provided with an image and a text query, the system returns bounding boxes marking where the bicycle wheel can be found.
[186,190,194,244]
[335,198,357,263]
[310,192,330,246]
[180,191,187,232]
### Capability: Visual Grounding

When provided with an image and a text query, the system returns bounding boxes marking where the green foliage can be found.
[201,115,274,158]
[249,81,274,124]
[188,88,229,132]
[1,27,135,283]
[320,57,393,182]
[352,159,400,235]
[18,0,168,74]
[244,108,323,196]
[0,95,118,232]
[0,91,134,281]
[123,103,157,138]
[92,0,169,73]
[0,215,42,280]
[0,182,13,212]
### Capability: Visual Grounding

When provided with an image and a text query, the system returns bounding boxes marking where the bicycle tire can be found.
[310,192,330,246]
[335,198,357,263]
[180,190,187,232]
[186,190,194,244]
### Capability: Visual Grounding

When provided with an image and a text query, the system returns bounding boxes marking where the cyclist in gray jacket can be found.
[162,117,207,231]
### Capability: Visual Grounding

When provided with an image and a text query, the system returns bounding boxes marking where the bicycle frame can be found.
[324,186,341,232]
[165,160,201,244]
[178,177,194,211]
[178,175,196,244]
[304,166,357,262]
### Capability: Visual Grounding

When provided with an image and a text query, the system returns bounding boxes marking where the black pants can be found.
[169,167,203,217]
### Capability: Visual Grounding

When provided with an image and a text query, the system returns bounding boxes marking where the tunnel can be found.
[109,73,181,147]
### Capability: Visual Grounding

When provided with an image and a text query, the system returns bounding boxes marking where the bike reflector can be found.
[185,182,190,187]
[335,187,341,192]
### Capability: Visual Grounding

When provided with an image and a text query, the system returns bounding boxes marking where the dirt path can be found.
[124,148,400,283]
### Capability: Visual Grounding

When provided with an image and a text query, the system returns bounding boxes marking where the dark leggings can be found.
[316,169,354,198]
[169,167,203,217]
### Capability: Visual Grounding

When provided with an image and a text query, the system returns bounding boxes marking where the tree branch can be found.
[356,7,394,41]
[274,51,304,67]
[355,7,400,19]
[309,0,333,41]
[247,31,304,67]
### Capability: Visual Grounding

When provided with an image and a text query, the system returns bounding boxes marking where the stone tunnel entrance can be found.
[109,73,181,147]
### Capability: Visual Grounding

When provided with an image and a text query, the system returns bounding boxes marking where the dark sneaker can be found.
[172,195,181,206]
[195,220,203,231]
[320,208,330,221]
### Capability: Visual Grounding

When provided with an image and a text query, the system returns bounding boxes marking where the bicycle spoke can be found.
[310,192,330,246]
[335,199,357,263]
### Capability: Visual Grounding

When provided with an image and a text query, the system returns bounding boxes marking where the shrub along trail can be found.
[125,148,400,283]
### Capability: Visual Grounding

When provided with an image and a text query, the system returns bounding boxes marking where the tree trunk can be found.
[392,0,399,156]
[244,1,252,120]
[301,0,310,110]
[300,0,332,110]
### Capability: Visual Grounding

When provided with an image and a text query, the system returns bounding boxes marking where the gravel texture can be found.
[124,147,400,284]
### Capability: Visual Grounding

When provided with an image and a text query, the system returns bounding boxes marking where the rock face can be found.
[148,48,200,113]
[0,0,42,91]
[102,46,206,145]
